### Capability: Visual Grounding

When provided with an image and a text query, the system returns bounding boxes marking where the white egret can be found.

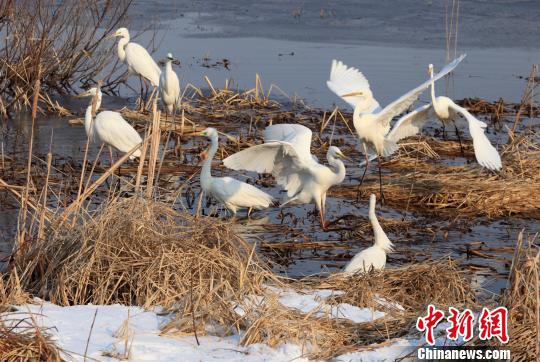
[223,124,349,229]
[108,27,161,102]
[327,55,466,201]
[78,87,142,160]
[343,194,394,274]
[159,53,181,115]
[385,64,502,171]
[197,127,274,216]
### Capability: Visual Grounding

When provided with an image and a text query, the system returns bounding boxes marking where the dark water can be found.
[2,1,540,295]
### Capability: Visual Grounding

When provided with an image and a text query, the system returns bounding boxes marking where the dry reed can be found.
[13,197,280,334]
[0,0,137,114]
[336,134,540,218]
[0,315,63,362]
[499,232,539,361]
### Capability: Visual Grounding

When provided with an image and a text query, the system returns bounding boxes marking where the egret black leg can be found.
[378,156,385,206]
[357,143,370,201]
[453,121,465,157]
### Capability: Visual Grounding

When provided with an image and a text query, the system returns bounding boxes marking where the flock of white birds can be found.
[77,27,503,274]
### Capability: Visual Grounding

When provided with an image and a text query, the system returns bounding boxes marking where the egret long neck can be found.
[429,69,437,106]
[327,155,346,185]
[164,60,173,91]
[117,36,129,62]
[368,200,393,252]
[84,105,93,139]
[353,90,374,118]
[201,135,218,188]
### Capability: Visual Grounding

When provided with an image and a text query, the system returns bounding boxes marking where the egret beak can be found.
[105,32,119,40]
[341,91,364,97]
[338,152,353,162]
[75,90,92,98]
[184,130,205,137]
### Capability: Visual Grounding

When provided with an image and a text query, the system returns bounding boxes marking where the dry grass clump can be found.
[0,271,30,312]
[320,258,474,313]
[234,258,474,359]
[339,134,539,218]
[499,232,539,361]
[240,294,358,358]
[0,315,63,362]
[13,197,278,334]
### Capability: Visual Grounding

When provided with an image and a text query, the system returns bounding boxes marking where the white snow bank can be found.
[3,302,311,362]
[0,293,418,361]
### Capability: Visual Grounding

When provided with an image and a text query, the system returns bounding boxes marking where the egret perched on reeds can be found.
[78,87,142,160]
[327,55,466,201]
[343,194,394,274]
[197,127,274,216]
[107,27,161,101]
[159,53,181,115]
[223,124,350,229]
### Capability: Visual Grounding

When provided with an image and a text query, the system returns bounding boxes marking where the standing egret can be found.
[223,124,350,229]
[78,87,142,160]
[108,27,161,103]
[343,194,394,274]
[327,55,466,201]
[159,53,181,115]
[197,127,274,216]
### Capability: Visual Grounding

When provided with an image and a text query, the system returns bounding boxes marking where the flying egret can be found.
[78,87,142,161]
[159,53,181,115]
[343,194,394,274]
[327,55,466,201]
[108,27,161,103]
[223,124,350,229]
[385,64,502,171]
[197,127,274,216]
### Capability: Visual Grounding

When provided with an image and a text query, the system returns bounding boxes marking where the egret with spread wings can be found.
[327,55,466,201]
[223,124,349,229]
[383,64,502,171]
[197,128,274,216]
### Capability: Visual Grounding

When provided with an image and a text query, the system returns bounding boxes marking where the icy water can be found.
[2,1,540,295]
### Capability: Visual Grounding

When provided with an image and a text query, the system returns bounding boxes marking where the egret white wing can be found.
[94,111,142,157]
[263,124,314,162]
[211,177,273,209]
[326,59,381,112]
[374,54,466,129]
[125,43,161,86]
[223,140,316,197]
[223,143,285,174]
[387,104,433,142]
[447,102,502,171]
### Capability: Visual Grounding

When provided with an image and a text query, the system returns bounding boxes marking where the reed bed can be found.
[335,133,539,218]
[499,232,539,361]
[13,198,279,324]
[0,0,136,115]
[1,71,537,358]
[236,258,475,359]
